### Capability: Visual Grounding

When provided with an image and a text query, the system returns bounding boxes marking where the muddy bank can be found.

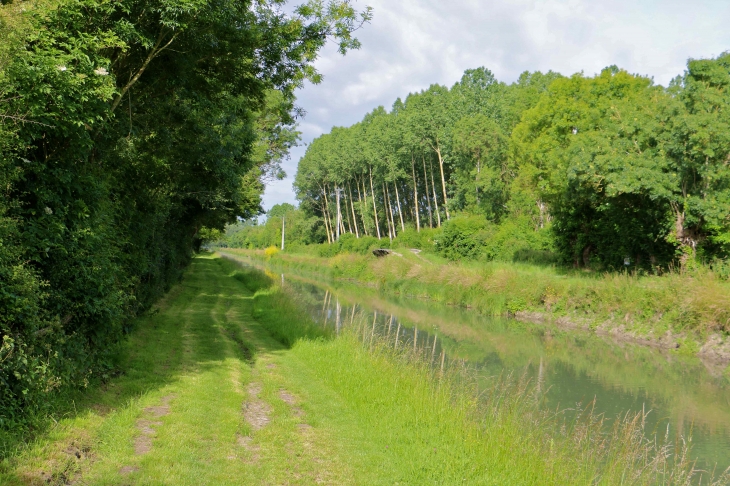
[514,311,730,368]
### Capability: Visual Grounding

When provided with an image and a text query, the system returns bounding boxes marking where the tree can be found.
[451,114,508,219]
[512,67,679,268]
[663,53,730,262]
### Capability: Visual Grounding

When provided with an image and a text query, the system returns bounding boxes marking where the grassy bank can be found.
[1,254,723,484]
[223,248,730,359]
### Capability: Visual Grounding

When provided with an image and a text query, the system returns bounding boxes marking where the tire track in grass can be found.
[132,258,248,484]
[2,256,355,485]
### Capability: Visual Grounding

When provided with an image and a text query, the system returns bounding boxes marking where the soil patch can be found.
[243,384,271,431]
[134,420,162,454]
[236,434,260,463]
[134,435,152,455]
[134,395,174,455]
[279,389,304,417]
[119,465,139,475]
[279,390,296,405]
[143,394,176,418]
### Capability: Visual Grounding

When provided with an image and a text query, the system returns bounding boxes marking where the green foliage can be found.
[289,54,730,274]
[0,0,369,432]
[436,215,491,260]
[435,214,555,262]
[513,63,730,269]
[217,206,326,250]
[309,234,380,258]
[391,227,440,250]
[333,233,380,254]
[451,114,509,219]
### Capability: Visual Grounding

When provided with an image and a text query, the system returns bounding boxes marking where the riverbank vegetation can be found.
[218,57,730,269]
[2,255,722,485]
[0,0,371,439]
[222,248,730,357]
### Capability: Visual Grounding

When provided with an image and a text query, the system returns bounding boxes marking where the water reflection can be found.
[228,254,730,474]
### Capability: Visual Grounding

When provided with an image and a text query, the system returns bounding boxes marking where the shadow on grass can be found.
[0,254,331,477]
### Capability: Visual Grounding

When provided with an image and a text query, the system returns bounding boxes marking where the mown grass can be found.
[0,255,347,485]
[2,254,726,485]
[227,248,730,343]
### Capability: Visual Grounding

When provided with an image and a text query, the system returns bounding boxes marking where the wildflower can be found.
[44,207,53,215]
[57,65,67,72]
[94,67,109,76]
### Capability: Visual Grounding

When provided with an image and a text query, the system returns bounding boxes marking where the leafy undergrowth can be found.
[1,254,725,485]
[228,248,730,343]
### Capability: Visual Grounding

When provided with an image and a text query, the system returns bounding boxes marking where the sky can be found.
[261,0,730,212]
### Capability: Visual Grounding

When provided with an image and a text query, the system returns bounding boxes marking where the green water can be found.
[225,254,730,475]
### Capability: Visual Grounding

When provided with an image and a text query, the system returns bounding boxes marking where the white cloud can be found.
[261,0,730,212]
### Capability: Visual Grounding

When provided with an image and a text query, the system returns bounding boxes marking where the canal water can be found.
[223,253,730,475]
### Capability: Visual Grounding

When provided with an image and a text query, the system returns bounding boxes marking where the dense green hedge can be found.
[0,0,368,435]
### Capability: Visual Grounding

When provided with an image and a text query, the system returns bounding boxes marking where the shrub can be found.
[264,246,279,259]
[436,215,492,260]
[392,227,441,250]
[512,248,560,266]
[338,234,381,254]
[710,259,730,281]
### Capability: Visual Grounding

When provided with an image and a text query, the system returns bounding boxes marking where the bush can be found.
[392,227,441,250]
[309,234,382,258]
[436,215,492,260]
[485,217,555,262]
[338,234,381,254]
[710,259,730,281]
[434,214,557,263]
[512,248,560,266]
[264,246,280,259]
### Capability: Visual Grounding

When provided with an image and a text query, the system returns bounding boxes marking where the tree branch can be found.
[110,29,180,113]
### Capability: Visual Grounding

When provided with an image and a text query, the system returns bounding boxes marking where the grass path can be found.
[1,254,358,485]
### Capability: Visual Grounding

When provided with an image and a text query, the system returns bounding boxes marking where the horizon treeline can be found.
[274,56,729,268]
[0,0,371,434]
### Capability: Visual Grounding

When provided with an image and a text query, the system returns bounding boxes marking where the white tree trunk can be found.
[348,182,359,238]
[384,182,393,242]
[369,166,381,240]
[394,182,405,232]
[335,186,341,241]
[323,186,335,243]
[429,158,441,228]
[358,177,369,236]
[435,145,450,220]
[322,188,332,244]
[412,157,420,232]
[422,155,433,228]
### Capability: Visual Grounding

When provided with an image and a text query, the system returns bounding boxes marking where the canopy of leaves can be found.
[290,59,729,271]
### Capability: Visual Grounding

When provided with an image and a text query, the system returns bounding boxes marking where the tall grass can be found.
[244,264,728,485]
